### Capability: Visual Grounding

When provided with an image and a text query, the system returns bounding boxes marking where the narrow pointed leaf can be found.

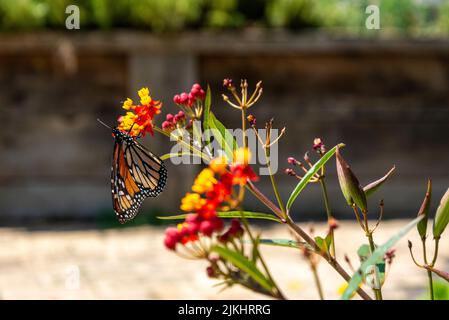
[203,85,212,145]
[257,239,315,251]
[433,188,449,239]
[208,112,237,162]
[417,179,432,239]
[157,211,281,223]
[160,152,201,161]
[212,245,273,292]
[363,166,396,197]
[286,143,344,210]
[342,216,423,300]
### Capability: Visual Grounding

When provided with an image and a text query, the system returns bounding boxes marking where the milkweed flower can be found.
[173,83,206,120]
[163,151,257,253]
[230,148,258,185]
[117,87,162,137]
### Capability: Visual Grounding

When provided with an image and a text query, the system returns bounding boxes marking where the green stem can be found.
[311,265,324,300]
[431,238,440,266]
[367,232,383,300]
[264,147,286,217]
[319,178,335,257]
[422,238,435,300]
[239,209,285,300]
[287,217,373,300]
[241,107,247,149]
[154,126,211,162]
[427,269,434,300]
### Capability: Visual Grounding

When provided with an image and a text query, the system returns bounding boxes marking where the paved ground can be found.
[0,220,447,300]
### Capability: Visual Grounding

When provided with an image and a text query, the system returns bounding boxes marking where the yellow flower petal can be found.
[138,87,150,98]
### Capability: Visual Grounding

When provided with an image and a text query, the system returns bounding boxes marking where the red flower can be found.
[230,164,259,185]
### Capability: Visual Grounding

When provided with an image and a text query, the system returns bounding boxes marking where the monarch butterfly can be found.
[98,119,167,224]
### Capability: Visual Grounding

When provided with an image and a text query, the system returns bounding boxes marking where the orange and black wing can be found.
[111,140,167,224]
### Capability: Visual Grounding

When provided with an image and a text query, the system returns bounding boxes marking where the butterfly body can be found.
[110,128,167,224]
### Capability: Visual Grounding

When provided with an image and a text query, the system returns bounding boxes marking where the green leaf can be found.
[286,143,344,211]
[417,179,432,239]
[212,245,274,292]
[203,85,212,146]
[363,166,396,198]
[254,239,316,252]
[433,188,449,239]
[208,112,237,162]
[342,216,423,300]
[315,235,332,254]
[157,211,282,223]
[160,152,201,161]
[356,244,385,286]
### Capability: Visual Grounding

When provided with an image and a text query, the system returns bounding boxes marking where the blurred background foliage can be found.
[0,0,448,37]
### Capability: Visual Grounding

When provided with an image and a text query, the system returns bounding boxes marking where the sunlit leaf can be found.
[286,143,344,211]
[160,152,200,161]
[157,211,282,223]
[208,112,237,162]
[203,85,212,146]
[342,216,423,300]
[212,245,273,292]
[363,166,396,198]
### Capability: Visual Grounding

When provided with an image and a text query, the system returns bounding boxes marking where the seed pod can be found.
[417,179,432,240]
[433,188,449,239]
[335,148,367,212]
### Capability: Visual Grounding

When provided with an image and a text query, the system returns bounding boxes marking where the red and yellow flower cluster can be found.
[164,148,258,251]
[117,87,162,137]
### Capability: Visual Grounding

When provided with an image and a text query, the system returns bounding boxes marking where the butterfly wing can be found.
[111,139,167,224]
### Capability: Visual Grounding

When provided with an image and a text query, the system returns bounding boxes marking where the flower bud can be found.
[200,220,214,236]
[223,78,233,88]
[206,266,217,278]
[179,92,189,105]
[335,148,367,212]
[247,114,256,127]
[287,157,297,165]
[285,168,296,177]
[166,113,174,122]
[173,94,181,104]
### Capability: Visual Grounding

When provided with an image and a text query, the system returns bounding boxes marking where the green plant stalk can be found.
[239,209,286,300]
[241,107,247,149]
[367,231,383,300]
[319,177,335,257]
[246,181,372,300]
[154,126,211,162]
[264,145,286,217]
[311,264,324,300]
[422,238,435,300]
[285,216,373,300]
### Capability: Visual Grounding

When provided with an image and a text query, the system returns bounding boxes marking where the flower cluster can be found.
[173,83,206,107]
[117,87,162,137]
[161,111,186,132]
[172,83,206,121]
[163,148,258,252]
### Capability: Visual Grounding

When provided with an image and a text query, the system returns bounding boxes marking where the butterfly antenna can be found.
[97,118,112,129]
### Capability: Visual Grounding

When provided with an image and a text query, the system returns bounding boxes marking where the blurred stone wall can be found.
[0,32,448,222]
